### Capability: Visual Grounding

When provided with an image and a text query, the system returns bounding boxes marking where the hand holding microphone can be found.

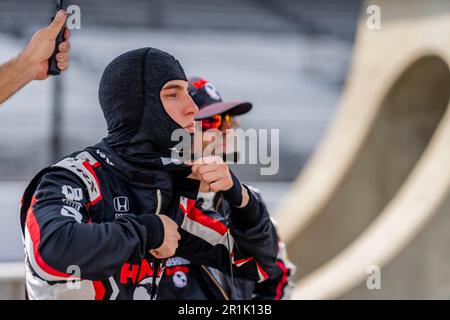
[20,9,71,80]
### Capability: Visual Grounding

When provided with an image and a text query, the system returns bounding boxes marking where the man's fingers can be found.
[191,164,203,177]
[191,163,201,177]
[170,227,181,241]
[46,10,67,39]
[193,156,223,166]
[209,181,227,193]
[191,157,219,175]
[150,249,165,259]
[56,53,69,63]
[200,171,222,184]
[150,247,176,259]
[57,61,69,71]
[203,156,224,165]
[197,163,220,176]
[58,40,71,53]
[64,28,71,41]
[191,157,224,179]
[150,250,164,259]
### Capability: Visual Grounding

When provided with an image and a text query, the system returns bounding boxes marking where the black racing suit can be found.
[19,140,278,300]
[157,189,296,300]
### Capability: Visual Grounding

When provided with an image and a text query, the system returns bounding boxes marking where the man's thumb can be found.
[46,10,66,39]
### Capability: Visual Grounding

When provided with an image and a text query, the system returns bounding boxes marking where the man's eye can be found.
[166,93,177,98]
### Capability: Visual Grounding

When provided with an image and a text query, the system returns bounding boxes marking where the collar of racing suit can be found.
[89,139,200,201]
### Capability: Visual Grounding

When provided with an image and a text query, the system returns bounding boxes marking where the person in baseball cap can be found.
[156,76,296,301]
[188,76,252,121]
[188,76,252,158]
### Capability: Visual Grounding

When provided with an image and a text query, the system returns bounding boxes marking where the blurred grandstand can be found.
[0,0,360,181]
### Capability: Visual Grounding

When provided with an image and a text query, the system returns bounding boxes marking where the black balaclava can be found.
[98,47,188,169]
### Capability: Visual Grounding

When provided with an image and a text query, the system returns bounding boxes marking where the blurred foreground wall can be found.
[277,0,450,299]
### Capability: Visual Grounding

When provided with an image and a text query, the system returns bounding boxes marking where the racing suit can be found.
[19,140,278,300]
[157,189,296,300]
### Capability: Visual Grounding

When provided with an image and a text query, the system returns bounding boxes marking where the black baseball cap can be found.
[188,76,252,120]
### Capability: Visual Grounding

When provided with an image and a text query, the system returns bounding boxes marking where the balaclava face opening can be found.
[98,47,188,167]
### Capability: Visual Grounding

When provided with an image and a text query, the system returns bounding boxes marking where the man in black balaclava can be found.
[97,47,199,260]
[98,47,197,166]
[19,48,278,300]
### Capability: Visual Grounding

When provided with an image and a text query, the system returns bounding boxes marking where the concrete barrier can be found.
[276,0,450,298]
[0,263,24,300]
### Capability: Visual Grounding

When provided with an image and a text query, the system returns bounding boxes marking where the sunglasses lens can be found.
[201,115,222,130]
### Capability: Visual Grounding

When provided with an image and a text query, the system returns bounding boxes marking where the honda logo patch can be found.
[114,196,129,212]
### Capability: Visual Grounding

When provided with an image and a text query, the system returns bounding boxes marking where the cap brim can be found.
[194,101,253,120]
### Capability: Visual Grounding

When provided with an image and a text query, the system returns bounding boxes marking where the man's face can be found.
[160,80,199,134]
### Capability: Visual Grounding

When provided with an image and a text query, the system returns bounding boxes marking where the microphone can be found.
[47,0,65,76]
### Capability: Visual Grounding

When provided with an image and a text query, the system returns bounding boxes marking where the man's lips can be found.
[184,122,196,132]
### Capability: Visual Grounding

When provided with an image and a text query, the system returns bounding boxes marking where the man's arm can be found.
[0,10,71,105]
[235,190,296,300]
[176,156,278,282]
[175,189,278,283]
[24,169,165,281]
[252,237,296,300]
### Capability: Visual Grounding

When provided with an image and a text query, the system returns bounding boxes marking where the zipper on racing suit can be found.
[155,189,162,215]
[201,265,230,300]
[150,258,161,300]
[150,189,163,300]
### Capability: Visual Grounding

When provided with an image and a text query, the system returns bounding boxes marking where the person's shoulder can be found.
[52,147,99,168]
[47,149,102,199]
[30,148,101,194]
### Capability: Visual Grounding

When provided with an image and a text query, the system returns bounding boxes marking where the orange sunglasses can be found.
[200,114,232,131]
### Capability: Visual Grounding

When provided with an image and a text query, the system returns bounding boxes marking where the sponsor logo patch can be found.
[114,196,129,212]
[61,205,83,223]
[62,199,82,211]
[62,185,83,201]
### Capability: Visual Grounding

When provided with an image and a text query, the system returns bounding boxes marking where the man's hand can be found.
[190,156,234,193]
[150,215,181,259]
[0,10,72,105]
[190,156,249,207]
[20,10,71,80]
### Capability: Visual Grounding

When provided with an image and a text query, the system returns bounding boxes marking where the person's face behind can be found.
[202,115,239,155]
[160,80,199,134]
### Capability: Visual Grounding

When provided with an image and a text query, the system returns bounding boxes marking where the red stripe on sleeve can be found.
[187,205,228,236]
[274,260,289,300]
[26,196,72,279]
[255,261,269,282]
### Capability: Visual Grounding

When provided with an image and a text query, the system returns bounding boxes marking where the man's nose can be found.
[186,95,199,115]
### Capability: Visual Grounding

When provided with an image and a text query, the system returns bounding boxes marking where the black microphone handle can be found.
[47,19,65,76]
